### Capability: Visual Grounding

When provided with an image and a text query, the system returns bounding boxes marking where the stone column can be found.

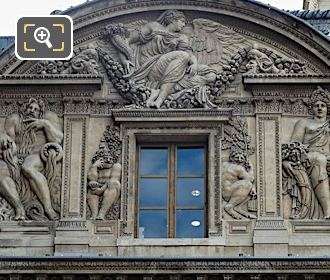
[253,99,288,256]
[55,98,90,253]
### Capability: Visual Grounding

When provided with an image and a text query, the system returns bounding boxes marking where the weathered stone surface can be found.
[0,0,329,275]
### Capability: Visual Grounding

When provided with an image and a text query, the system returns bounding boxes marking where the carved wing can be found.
[190,19,250,68]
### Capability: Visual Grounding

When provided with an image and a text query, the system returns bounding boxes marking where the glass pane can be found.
[140,148,168,176]
[139,210,167,238]
[177,147,205,176]
[140,178,167,207]
[176,209,205,238]
[176,178,204,207]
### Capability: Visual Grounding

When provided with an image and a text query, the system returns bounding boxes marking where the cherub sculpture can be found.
[222,149,256,219]
[87,159,122,220]
[87,124,122,220]
[222,117,257,220]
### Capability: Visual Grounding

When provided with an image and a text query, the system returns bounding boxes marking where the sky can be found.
[0,0,304,36]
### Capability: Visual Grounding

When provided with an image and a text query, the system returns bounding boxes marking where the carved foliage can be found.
[223,117,254,157]
[91,124,122,166]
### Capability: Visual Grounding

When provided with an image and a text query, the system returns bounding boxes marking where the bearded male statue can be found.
[4,98,63,220]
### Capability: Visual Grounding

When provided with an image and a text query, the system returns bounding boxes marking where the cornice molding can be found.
[0,257,330,273]
[1,0,330,75]
[0,74,103,87]
[112,109,233,122]
[243,73,330,84]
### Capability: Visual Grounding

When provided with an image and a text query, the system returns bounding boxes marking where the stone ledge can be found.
[0,257,329,273]
[243,73,330,84]
[0,74,103,86]
[112,109,233,122]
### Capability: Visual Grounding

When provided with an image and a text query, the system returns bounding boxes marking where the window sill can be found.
[117,237,225,246]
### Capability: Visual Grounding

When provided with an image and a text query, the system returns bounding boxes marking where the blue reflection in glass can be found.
[177,147,205,175]
[176,209,205,238]
[140,148,168,176]
[140,178,168,207]
[139,210,167,238]
[176,178,204,207]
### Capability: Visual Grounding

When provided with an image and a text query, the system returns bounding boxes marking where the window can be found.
[137,143,207,238]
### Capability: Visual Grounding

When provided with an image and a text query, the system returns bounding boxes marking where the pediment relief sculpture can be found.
[99,9,251,109]
[36,46,100,75]
[222,117,257,220]
[97,9,309,109]
[87,124,122,220]
[0,98,63,221]
[283,87,330,220]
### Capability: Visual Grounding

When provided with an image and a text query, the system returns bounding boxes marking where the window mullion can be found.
[169,144,176,238]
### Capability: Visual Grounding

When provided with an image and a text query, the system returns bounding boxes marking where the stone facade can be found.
[304,0,330,10]
[0,0,329,277]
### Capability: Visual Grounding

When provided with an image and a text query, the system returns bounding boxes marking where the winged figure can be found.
[102,10,250,108]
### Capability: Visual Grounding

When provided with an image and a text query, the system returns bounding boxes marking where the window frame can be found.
[116,120,225,239]
[135,141,208,238]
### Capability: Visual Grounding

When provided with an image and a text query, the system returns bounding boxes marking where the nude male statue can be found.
[4,98,63,220]
[222,150,256,219]
[87,158,122,220]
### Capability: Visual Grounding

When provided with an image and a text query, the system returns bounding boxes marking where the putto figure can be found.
[87,159,122,220]
[87,124,122,220]
[283,87,330,219]
[222,149,256,219]
[222,117,257,220]
[4,98,63,220]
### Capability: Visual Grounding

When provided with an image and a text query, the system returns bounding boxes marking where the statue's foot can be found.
[233,205,256,219]
[324,212,330,219]
[244,213,256,219]
[96,215,105,220]
[146,98,153,108]
[153,99,163,109]
[47,209,59,221]
[225,205,245,220]
[14,209,26,221]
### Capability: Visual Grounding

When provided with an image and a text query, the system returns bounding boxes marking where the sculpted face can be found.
[169,18,186,32]
[232,152,246,164]
[25,102,41,119]
[312,100,327,119]
[175,18,186,31]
